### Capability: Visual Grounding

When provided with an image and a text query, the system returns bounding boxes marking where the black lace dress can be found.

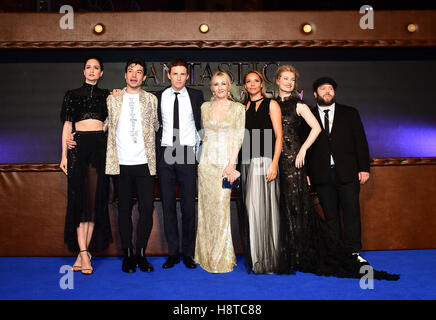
[276,96,399,280]
[61,83,112,253]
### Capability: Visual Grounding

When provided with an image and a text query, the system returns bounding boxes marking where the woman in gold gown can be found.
[194,71,245,273]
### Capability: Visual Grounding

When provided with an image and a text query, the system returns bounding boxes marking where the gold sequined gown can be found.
[194,100,245,273]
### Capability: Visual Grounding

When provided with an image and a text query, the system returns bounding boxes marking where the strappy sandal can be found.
[79,249,93,275]
[72,254,82,272]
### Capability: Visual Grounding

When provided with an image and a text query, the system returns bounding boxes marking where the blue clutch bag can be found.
[222,177,240,189]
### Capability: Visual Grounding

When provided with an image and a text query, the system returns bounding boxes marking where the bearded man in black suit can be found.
[306,77,370,263]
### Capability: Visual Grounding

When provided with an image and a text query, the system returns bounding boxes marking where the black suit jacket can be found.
[155,86,204,162]
[306,103,370,185]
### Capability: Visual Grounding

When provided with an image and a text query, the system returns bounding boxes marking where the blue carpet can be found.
[0,250,435,300]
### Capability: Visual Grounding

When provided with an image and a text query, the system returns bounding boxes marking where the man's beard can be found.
[316,94,335,107]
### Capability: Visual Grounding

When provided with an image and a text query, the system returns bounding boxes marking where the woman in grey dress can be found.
[239,70,283,274]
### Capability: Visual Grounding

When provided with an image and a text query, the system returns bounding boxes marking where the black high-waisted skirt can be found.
[64,130,112,253]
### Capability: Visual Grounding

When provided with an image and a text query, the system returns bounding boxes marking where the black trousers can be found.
[157,146,197,257]
[314,166,362,252]
[115,164,154,250]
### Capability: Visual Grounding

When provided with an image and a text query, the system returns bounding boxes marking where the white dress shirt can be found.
[317,103,335,165]
[160,87,197,147]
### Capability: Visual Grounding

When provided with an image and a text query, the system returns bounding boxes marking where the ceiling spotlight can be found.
[199,24,209,33]
[407,23,417,33]
[93,23,105,34]
[302,24,313,34]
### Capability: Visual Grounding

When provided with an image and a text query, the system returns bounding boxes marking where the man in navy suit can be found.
[155,59,204,269]
[306,77,370,263]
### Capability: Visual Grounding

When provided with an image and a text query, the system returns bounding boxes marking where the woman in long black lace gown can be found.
[275,65,399,280]
[60,57,112,275]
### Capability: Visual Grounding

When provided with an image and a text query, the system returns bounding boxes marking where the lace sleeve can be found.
[60,90,74,123]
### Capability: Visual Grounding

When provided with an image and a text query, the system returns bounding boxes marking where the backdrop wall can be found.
[0,47,435,164]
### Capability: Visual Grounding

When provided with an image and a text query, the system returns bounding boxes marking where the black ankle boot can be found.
[137,248,154,272]
[122,248,137,273]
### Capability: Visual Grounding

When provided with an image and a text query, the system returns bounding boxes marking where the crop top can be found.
[60,82,109,124]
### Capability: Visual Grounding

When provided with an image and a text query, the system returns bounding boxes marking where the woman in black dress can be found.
[239,70,283,274]
[60,57,112,275]
[275,65,399,280]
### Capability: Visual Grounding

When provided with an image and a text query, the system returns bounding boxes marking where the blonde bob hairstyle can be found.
[210,71,235,101]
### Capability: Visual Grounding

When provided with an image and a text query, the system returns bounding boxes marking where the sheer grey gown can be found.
[240,98,281,274]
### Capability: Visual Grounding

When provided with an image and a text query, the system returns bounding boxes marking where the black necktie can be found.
[324,109,330,135]
[173,92,180,144]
